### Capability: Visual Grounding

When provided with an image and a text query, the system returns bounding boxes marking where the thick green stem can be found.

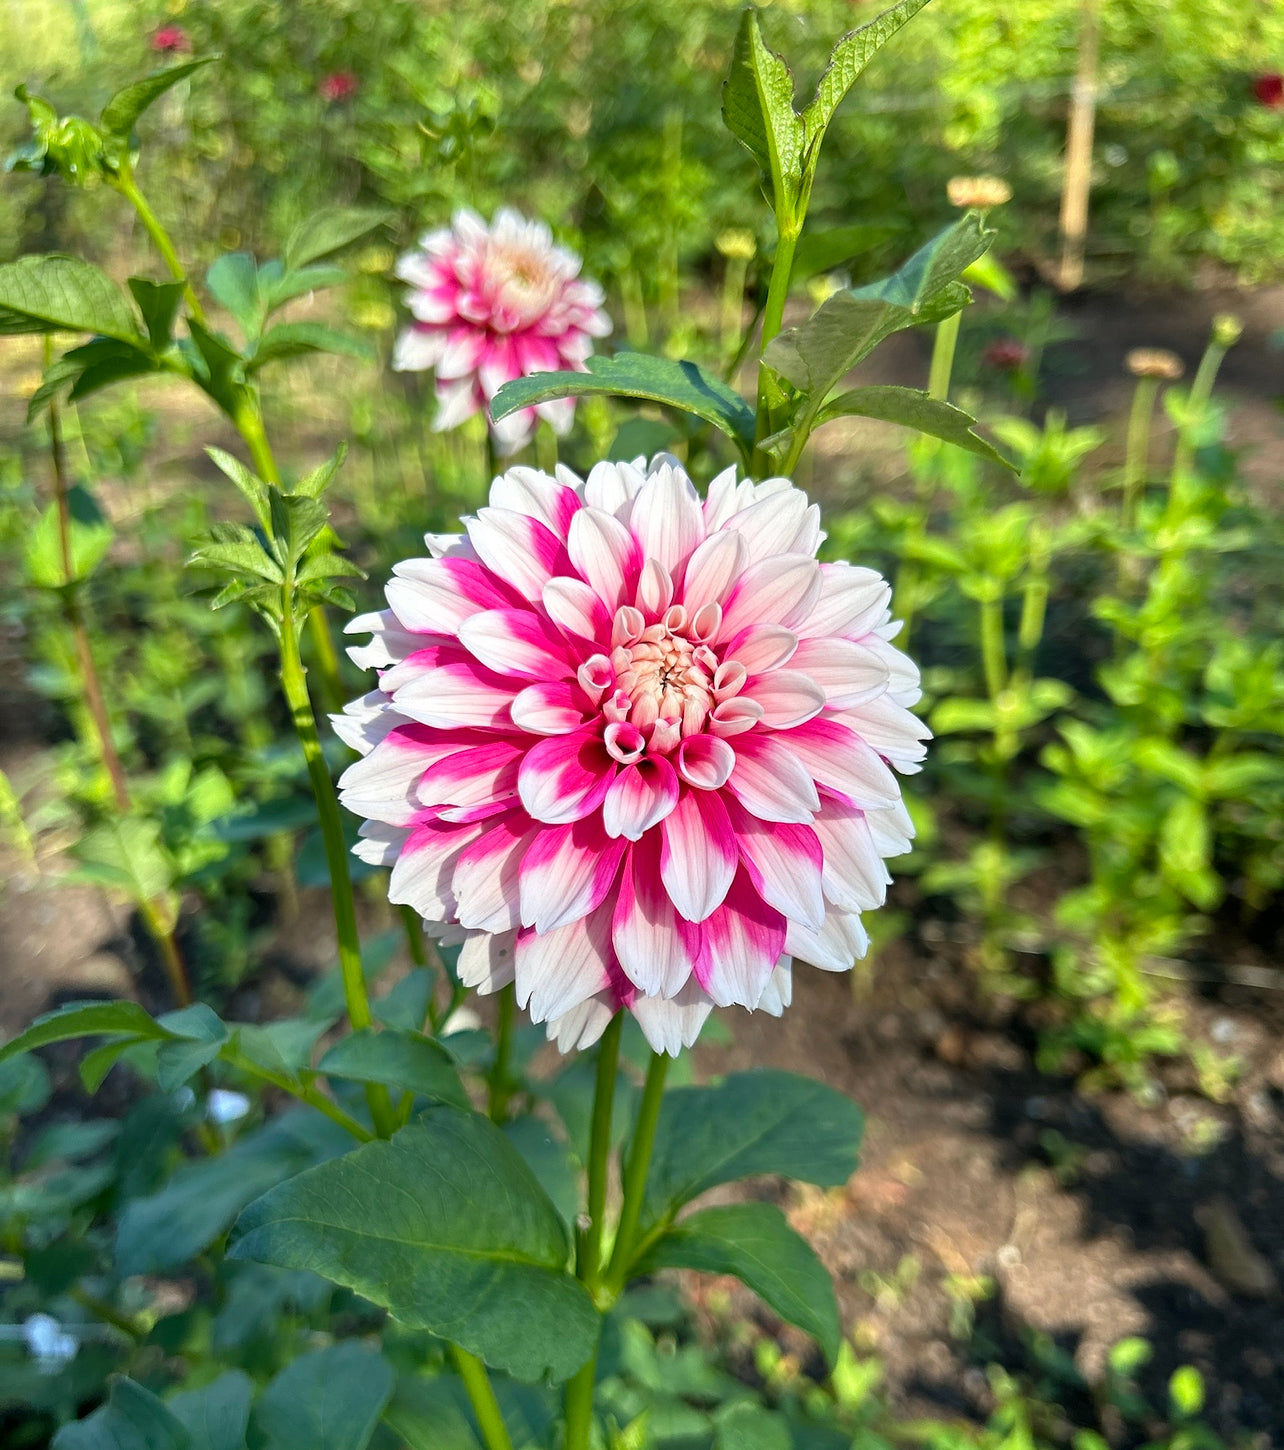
[1121,376,1159,534]
[450,1346,514,1450]
[221,1047,373,1142]
[928,309,962,403]
[278,609,394,1139]
[564,1013,624,1450]
[488,984,516,1124]
[979,593,1007,702]
[1170,341,1227,490]
[605,1049,669,1291]
[754,225,800,454]
[112,166,206,327]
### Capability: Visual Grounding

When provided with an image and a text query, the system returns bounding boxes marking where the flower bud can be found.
[1210,313,1243,349]
[1125,348,1184,381]
[715,228,756,261]
[947,176,1012,209]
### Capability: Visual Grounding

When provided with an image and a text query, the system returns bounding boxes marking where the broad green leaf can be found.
[637,1203,840,1364]
[283,207,393,271]
[25,353,86,419]
[0,1054,51,1115]
[129,277,186,348]
[0,1000,168,1067]
[381,1377,481,1450]
[229,1109,599,1381]
[640,1070,863,1233]
[765,214,992,403]
[247,322,374,371]
[814,385,1012,467]
[167,1371,253,1450]
[801,0,933,145]
[185,319,247,412]
[372,968,436,1032]
[70,352,159,402]
[714,1402,791,1450]
[250,1344,392,1450]
[206,253,261,337]
[318,1028,468,1109]
[790,224,896,283]
[492,353,756,455]
[154,1004,228,1092]
[0,255,141,342]
[720,10,805,211]
[258,262,350,315]
[26,1118,119,1168]
[503,1115,579,1227]
[80,1038,139,1092]
[232,1016,332,1076]
[25,338,156,420]
[71,817,174,903]
[117,1110,348,1276]
[55,1376,190,1450]
[25,483,114,588]
[100,59,217,138]
[1159,796,1220,911]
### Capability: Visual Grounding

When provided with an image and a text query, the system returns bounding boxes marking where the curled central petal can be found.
[610,623,716,745]
[335,455,929,1058]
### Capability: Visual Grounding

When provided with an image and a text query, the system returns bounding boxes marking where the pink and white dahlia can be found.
[334,456,929,1055]
[392,208,612,454]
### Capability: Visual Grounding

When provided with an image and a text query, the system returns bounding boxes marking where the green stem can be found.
[278,607,394,1139]
[112,165,206,327]
[1121,375,1159,535]
[754,224,800,456]
[220,1048,373,1142]
[927,309,962,403]
[450,1345,514,1450]
[1170,341,1227,489]
[488,983,516,1124]
[70,1287,146,1342]
[564,1013,623,1450]
[605,1048,669,1291]
[979,593,1007,701]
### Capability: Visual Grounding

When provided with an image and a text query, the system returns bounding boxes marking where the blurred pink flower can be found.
[982,337,1030,372]
[319,71,359,102]
[335,456,927,1055]
[392,208,611,454]
[150,25,191,54]
[1252,73,1284,109]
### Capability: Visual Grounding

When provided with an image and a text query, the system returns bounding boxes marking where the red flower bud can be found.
[319,71,360,103]
[150,25,191,54]
[1252,73,1284,108]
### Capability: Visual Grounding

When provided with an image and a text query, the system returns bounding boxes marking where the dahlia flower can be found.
[334,456,928,1055]
[392,209,611,454]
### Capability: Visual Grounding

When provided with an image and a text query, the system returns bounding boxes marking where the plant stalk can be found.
[754,223,800,455]
[605,1048,669,1290]
[1170,338,1229,490]
[278,604,395,1139]
[1121,375,1159,534]
[488,983,516,1124]
[927,310,962,403]
[450,1345,514,1450]
[564,1012,624,1450]
[112,164,207,327]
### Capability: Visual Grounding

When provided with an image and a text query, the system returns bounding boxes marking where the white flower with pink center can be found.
[334,456,929,1055]
[392,208,612,454]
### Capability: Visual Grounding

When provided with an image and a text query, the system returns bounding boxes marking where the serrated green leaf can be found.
[54,1376,190,1450]
[815,384,1012,467]
[0,255,141,342]
[638,1202,840,1363]
[206,252,261,337]
[283,207,392,271]
[318,1029,468,1109]
[492,353,755,456]
[268,491,329,570]
[205,447,270,527]
[721,10,806,213]
[251,1345,392,1450]
[189,533,284,585]
[229,1109,599,1382]
[801,0,933,146]
[128,277,186,348]
[290,442,348,499]
[25,483,114,588]
[167,1370,253,1450]
[640,1070,864,1234]
[100,58,217,138]
[71,817,174,903]
[296,552,364,585]
[766,215,992,403]
[247,322,375,372]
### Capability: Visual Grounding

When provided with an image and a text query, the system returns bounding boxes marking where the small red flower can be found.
[319,71,360,103]
[982,338,1030,373]
[1252,73,1284,108]
[150,25,191,54]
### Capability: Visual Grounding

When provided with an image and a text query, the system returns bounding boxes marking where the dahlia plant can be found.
[0,3,1014,1448]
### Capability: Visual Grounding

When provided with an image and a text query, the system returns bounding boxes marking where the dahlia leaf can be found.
[167,1371,254,1450]
[0,999,170,1067]
[721,9,806,211]
[249,1343,393,1450]
[283,206,393,271]
[258,262,350,315]
[128,277,186,347]
[0,254,142,343]
[765,213,993,402]
[318,1028,468,1109]
[636,1202,841,1365]
[802,0,934,150]
[248,323,375,372]
[100,58,217,139]
[70,817,175,904]
[206,447,271,528]
[25,482,113,587]
[491,354,756,458]
[53,1376,189,1450]
[206,252,261,337]
[290,442,349,499]
[814,384,1013,467]
[637,1070,863,1233]
[185,319,248,412]
[229,1109,600,1382]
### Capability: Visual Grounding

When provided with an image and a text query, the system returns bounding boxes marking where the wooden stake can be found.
[1057,0,1101,291]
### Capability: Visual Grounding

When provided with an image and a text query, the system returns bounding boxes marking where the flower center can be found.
[488,242,558,322]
